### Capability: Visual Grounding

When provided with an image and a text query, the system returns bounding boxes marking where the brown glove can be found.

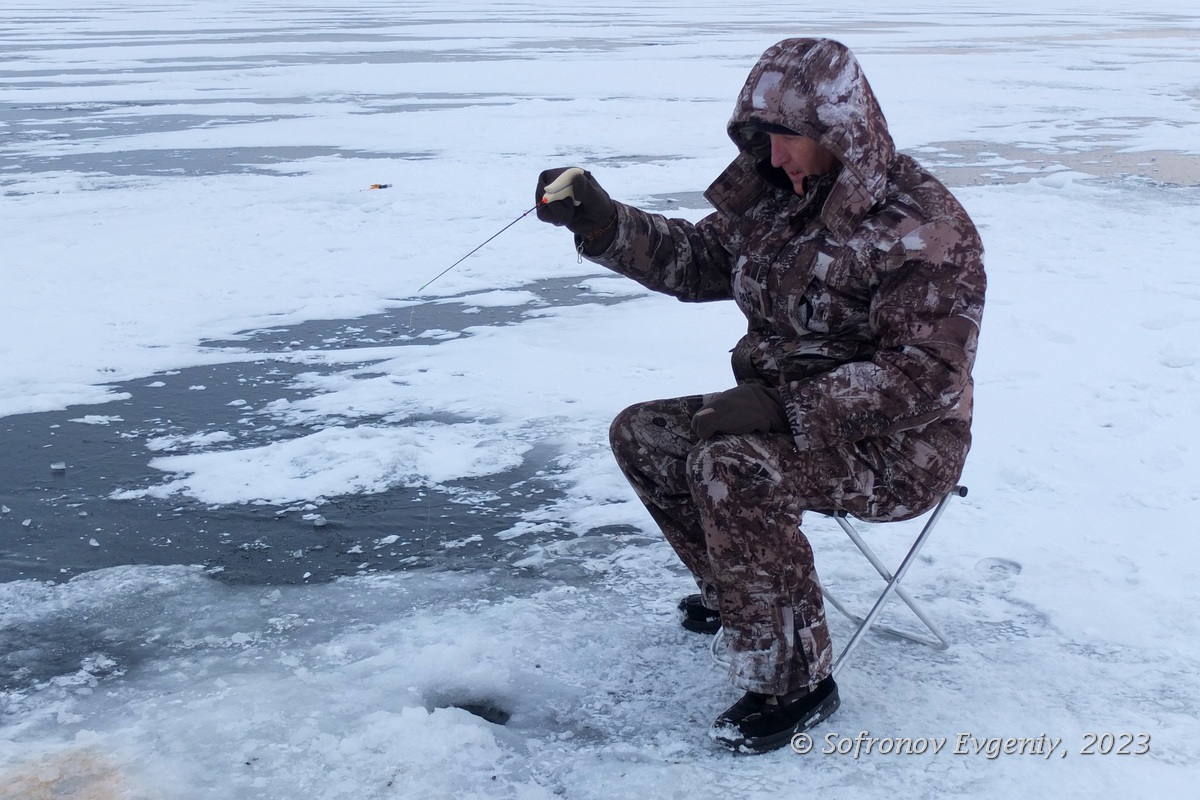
[692,384,790,439]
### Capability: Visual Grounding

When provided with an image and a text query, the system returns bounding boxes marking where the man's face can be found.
[768,134,838,194]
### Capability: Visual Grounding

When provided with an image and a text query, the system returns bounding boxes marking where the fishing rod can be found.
[416,169,584,292]
[417,202,542,293]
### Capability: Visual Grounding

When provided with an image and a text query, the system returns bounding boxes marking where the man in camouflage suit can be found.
[535,38,985,753]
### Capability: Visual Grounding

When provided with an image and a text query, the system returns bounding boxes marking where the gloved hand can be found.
[535,167,617,245]
[692,384,790,439]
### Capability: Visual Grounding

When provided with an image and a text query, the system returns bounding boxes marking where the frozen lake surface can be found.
[2,2,1199,797]
[0,277,638,586]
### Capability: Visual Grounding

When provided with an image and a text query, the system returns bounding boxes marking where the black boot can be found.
[709,676,840,753]
[677,594,721,634]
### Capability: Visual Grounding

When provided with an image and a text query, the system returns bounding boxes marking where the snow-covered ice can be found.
[2,1,1199,797]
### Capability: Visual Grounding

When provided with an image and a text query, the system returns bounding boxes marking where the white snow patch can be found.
[114,423,533,506]
[67,415,124,426]
[145,431,236,452]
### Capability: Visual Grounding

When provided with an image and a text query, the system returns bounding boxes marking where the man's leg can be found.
[686,433,858,696]
[611,399,873,695]
[608,396,721,608]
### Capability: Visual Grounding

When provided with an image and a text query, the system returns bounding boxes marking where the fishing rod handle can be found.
[541,167,585,206]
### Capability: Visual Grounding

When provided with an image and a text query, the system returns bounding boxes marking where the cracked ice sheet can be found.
[113,295,744,520]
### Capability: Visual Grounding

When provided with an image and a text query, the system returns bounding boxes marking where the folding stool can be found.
[818,485,967,677]
[708,485,967,674]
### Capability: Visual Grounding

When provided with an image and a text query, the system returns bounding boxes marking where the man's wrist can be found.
[576,211,618,255]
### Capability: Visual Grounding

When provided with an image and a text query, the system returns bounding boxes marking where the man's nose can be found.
[769,137,786,168]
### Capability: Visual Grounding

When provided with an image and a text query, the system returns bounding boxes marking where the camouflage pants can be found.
[610,395,895,695]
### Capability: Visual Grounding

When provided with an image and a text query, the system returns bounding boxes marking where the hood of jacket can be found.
[711,38,896,243]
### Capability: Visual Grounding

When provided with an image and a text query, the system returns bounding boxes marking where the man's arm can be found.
[536,166,738,303]
[583,202,739,303]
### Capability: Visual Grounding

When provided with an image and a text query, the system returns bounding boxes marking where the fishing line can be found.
[417,203,542,293]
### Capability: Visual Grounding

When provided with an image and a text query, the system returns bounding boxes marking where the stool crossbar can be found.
[819,485,967,677]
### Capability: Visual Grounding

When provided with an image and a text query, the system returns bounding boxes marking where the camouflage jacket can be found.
[585,38,986,478]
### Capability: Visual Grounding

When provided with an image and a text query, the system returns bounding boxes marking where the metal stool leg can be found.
[825,487,965,677]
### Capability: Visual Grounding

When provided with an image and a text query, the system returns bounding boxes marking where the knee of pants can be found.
[608,402,646,459]
[608,398,692,458]
[685,435,783,505]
